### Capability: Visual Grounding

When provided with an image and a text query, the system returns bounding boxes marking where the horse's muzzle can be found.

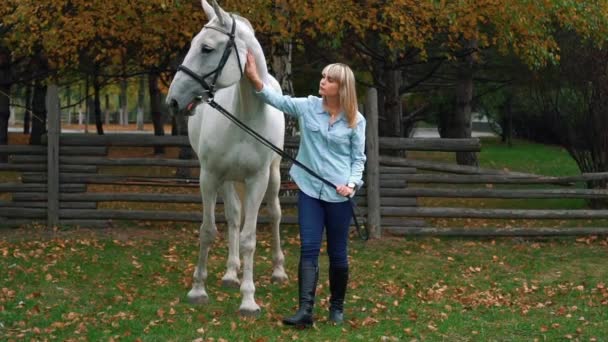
[168,97,201,117]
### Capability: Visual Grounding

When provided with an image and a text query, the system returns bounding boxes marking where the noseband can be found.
[176,14,243,98]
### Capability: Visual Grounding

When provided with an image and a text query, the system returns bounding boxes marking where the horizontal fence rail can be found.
[382,207,608,219]
[391,188,608,199]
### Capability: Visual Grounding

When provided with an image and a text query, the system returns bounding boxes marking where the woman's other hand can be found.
[336,184,354,198]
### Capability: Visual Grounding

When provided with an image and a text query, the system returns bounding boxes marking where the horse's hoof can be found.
[188,294,210,305]
[187,289,210,305]
[222,278,241,288]
[238,306,261,318]
[271,273,289,284]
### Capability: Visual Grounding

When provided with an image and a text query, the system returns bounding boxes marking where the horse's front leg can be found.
[220,181,241,288]
[238,170,269,316]
[187,173,219,305]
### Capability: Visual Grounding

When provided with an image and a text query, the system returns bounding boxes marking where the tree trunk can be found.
[378,68,405,156]
[374,63,405,156]
[0,49,9,162]
[149,72,164,154]
[270,41,294,96]
[104,93,110,125]
[0,83,9,163]
[84,77,89,133]
[585,52,608,208]
[376,88,387,134]
[30,81,47,145]
[120,78,129,126]
[270,40,297,137]
[66,85,72,124]
[86,98,93,134]
[500,93,513,147]
[385,69,403,138]
[24,84,32,134]
[452,40,478,166]
[137,75,145,131]
[93,76,104,135]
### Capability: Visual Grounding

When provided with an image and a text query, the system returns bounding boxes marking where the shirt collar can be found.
[316,102,345,122]
[316,109,345,122]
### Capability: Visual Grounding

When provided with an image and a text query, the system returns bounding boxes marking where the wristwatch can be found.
[347,182,356,198]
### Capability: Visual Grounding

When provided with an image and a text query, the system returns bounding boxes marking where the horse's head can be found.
[167,0,250,115]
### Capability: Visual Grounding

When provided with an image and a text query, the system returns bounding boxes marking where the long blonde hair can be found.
[322,63,358,128]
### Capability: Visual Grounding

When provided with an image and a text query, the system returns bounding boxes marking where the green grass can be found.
[1,226,607,340]
[478,138,580,177]
[409,137,580,177]
[2,137,607,340]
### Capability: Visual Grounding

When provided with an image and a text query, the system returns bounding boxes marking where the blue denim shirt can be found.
[256,86,366,202]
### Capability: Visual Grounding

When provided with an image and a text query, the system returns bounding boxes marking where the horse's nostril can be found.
[168,99,180,116]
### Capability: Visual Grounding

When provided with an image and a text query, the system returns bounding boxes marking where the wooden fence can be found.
[3,87,606,236]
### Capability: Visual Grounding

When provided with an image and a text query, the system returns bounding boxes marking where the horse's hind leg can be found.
[187,174,219,305]
[266,157,287,283]
[238,170,269,316]
[221,182,241,288]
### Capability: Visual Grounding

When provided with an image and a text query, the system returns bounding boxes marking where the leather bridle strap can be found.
[176,14,242,97]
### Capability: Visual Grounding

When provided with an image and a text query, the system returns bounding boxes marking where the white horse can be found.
[166,0,287,316]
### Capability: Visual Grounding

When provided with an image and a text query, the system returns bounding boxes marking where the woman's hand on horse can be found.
[245,50,264,91]
[336,185,355,198]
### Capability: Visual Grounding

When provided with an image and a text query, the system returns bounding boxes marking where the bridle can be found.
[176,13,242,98]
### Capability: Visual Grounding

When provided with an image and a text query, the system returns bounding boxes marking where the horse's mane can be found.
[233,13,254,32]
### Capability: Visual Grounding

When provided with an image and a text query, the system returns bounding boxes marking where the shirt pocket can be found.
[327,129,351,155]
[304,119,321,133]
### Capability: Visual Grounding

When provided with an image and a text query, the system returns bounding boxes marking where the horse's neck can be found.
[233,41,270,119]
[233,79,263,118]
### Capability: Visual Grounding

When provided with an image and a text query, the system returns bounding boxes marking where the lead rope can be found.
[205,98,369,241]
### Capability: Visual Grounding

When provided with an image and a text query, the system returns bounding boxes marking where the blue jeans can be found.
[297,190,352,268]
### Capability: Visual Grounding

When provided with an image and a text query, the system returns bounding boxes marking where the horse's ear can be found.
[211,0,227,26]
[202,0,215,20]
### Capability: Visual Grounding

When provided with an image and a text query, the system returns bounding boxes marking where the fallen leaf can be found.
[361,317,379,326]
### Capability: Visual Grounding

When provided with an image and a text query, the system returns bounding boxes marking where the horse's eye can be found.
[201,45,214,54]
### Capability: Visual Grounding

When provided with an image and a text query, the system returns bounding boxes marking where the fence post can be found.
[365,88,381,238]
[47,84,60,228]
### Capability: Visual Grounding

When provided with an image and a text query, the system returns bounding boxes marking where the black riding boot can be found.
[282,260,319,328]
[328,266,348,324]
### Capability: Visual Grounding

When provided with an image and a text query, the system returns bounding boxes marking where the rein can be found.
[175,13,369,241]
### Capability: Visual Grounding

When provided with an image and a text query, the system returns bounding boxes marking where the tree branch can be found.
[399,60,444,94]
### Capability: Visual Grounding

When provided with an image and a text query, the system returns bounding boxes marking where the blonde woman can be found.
[245,51,366,328]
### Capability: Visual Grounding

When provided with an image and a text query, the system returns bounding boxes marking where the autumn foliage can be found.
[2,0,607,78]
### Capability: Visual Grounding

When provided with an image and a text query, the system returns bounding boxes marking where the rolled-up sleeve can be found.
[348,118,367,189]
[255,86,309,118]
